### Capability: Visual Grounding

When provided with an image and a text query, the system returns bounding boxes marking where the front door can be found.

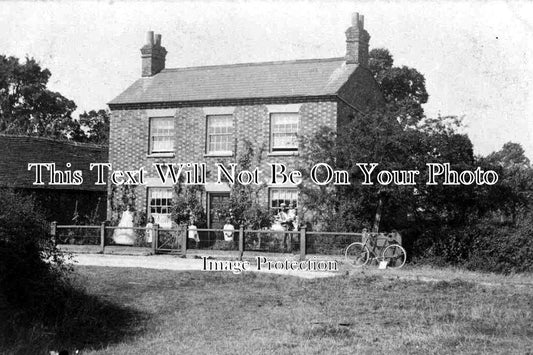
[208,193,230,243]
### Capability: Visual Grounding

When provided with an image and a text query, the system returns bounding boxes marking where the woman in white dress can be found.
[113,207,136,245]
[223,218,235,242]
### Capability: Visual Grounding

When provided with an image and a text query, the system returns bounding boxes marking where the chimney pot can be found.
[352,12,359,26]
[146,31,154,45]
[345,12,370,67]
[141,31,167,77]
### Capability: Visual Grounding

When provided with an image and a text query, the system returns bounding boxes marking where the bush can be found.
[171,184,207,228]
[466,222,533,273]
[0,189,70,347]
[0,189,70,305]
[0,189,146,353]
[411,219,533,273]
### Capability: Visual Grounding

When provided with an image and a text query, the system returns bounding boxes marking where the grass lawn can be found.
[25,265,529,355]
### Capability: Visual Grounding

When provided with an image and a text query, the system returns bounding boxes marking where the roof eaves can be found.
[108,94,339,110]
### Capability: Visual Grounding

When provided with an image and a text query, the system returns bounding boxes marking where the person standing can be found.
[286,203,297,231]
[223,218,234,242]
[188,216,200,248]
[145,216,154,244]
[277,203,292,252]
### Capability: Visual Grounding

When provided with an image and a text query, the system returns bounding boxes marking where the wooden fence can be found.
[50,222,363,261]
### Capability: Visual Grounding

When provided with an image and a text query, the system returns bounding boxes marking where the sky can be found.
[1,0,532,158]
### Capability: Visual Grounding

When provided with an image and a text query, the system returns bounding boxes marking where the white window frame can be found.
[206,114,234,154]
[147,187,173,229]
[149,117,174,154]
[269,188,299,210]
[270,112,299,152]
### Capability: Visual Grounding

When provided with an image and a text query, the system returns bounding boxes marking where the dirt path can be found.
[70,254,340,279]
[70,253,533,286]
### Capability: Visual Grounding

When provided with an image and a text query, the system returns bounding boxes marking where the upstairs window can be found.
[270,113,299,151]
[207,115,233,154]
[149,117,174,153]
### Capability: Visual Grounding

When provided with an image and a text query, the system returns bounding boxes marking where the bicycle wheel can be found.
[382,244,406,269]
[345,242,370,267]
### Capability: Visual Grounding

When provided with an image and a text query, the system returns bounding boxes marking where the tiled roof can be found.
[109,57,357,105]
[0,134,108,191]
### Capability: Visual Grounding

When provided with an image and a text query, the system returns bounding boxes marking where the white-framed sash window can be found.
[270,113,299,151]
[206,114,233,154]
[149,117,174,153]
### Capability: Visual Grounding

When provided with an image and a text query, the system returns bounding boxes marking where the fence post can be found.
[50,221,57,245]
[100,221,106,253]
[152,224,159,254]
[238,225,244,261]
[181,225,187,256]
[300,227,306,261]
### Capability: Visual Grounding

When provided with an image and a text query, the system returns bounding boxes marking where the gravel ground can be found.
[69,254,341,279]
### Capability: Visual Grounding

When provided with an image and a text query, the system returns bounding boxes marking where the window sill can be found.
[204,152,234,157]
[268,151,299,157]
[147,152,175,158]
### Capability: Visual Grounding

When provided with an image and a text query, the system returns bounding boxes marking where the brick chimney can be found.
[345,13,370,66]
[141,31,167,77]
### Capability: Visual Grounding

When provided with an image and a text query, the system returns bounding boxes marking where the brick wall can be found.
[108,99,337,219]
[107,67,384,223]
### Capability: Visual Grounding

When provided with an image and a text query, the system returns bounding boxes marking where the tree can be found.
[298,48,533,270]
[486,142,530,168]
[74,109,110,144]
[0,55,110,144]
[226,140,271,229]
[299,48,487,232]
[368,48,428,127]
[0,55,78,139]
[483,142,533,223]
[299,110,480,233]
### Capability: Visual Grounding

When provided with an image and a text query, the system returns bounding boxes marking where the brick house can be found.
[107,12,384,229]
[0,134,108,224]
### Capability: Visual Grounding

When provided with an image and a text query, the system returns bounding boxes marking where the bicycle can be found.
[345,232,407,268]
